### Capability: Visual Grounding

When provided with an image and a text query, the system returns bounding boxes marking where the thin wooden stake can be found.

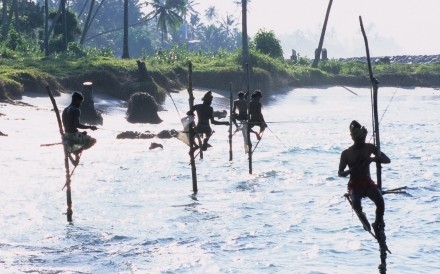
[46,86,73,222]
[246,63,252,174]
[229,82,233,161]
[187,61,198,193]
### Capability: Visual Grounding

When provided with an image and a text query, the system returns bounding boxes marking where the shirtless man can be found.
[249,90,267,140]
[338,120,390,234]
[187,91,229,151]
[62,91,97,165]
[232,91,248,128]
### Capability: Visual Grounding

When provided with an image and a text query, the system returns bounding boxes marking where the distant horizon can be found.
[194,0,440,59]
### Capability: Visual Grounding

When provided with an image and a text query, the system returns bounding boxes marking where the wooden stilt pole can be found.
[246,63,252,174]
[46,86,73,222]
[229,82,233,161]
[187,62,198,193]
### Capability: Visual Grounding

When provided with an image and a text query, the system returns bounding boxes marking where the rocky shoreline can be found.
[339,54,440,64]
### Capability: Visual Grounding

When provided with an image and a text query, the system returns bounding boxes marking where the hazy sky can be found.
[194,0,440,58]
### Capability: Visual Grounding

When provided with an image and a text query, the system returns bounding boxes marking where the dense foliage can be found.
[253,29,283,59]
[0,1,439,102]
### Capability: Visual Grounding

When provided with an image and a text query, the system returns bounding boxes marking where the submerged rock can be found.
[126,92,162,124]
[149,142,163,150]
[157,130,173,139]
[116,131,155,139]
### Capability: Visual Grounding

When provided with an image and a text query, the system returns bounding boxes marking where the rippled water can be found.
[0,86,439,273]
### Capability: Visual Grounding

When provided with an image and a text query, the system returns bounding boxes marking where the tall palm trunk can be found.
[1,0,8,39]
[241,0,249,69]
[312,0,333,68]
[122,0,129,59]
[44,0,49,56]
[61,0,67,51]
[80,0,95,45]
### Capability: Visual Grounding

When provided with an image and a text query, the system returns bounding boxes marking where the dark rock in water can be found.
[0,131,7,136]
[213,110,227,119]
[157,130,173,139]
[169,129,179,137]
[126,92,162,124]
[117,131,155,139]
[79,82,103,125]
[149,142,163,150]
[139,132,155,139]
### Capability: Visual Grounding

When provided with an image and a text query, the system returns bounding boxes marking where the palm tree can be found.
[188,13,201,40]
[181,0,198,42]
[219,13,236,38]
[204,5,217,22]
[145,0,187,45]
[79,0,106,45]
[312,0,333,68]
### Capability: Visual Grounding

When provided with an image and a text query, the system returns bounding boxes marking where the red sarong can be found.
[347,176,378,197]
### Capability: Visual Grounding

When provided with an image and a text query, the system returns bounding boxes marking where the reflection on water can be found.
[0,87,439,273]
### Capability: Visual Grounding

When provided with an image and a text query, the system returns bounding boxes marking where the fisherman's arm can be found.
[210,110,229,125]
[186,106,196,116]
[368,144,391,164]
[73,109,97,130]
[338,152,350,177]
[371,151,391,164]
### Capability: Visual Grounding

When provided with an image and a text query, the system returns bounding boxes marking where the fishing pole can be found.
[340,85,359,96]
[266,126,288,148]
[166,89,183,119]
[40,142,62,147]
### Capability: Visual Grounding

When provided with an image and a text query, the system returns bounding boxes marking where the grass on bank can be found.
[1,43,439,101]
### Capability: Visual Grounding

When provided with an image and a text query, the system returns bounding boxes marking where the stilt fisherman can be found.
[249,90,267,141]
[232,91,248,128]
[338,120,390,235]
[62,91,97,165]
[187,91,229,151]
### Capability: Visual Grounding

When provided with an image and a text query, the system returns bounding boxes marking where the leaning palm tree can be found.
[312,0,333,68]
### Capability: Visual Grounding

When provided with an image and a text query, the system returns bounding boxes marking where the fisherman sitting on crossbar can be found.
[62,91,97,166]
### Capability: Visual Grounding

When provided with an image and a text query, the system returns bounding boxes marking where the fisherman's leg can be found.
[349,189,363,214]
[81,132,96,151]
[232,116,239,128]
[366,187,385,223]
[202,131,213,151]
[350,189,371,231]
[367,187,389,262]
[249,126,260,140]
[366,187,385,237]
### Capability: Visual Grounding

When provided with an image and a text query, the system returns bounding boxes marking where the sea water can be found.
[0,86,439,273]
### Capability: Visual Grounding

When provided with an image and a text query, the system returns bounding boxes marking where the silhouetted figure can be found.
[249,90,267,140]
[338,120,390,234]
[187,91,229,151]
[232,91,248,128]
[62,91,97,166]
